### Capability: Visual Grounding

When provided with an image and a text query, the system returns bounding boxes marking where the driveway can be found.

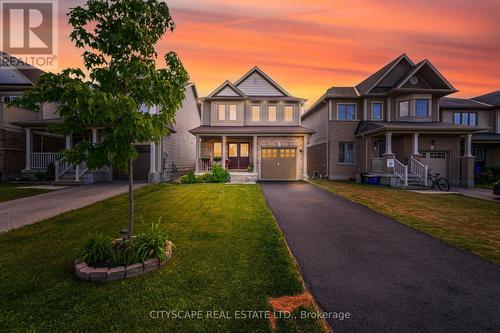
[261,182,500,333]
[0,182,146,233]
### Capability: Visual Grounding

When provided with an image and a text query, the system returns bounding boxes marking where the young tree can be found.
[13,0,189,238]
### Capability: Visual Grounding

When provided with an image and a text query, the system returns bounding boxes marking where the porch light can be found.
[373,141,377,150]
[430,140,435,150]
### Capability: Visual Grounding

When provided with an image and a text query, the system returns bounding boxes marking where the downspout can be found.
[326,99,330,179]
[362,133,368,172]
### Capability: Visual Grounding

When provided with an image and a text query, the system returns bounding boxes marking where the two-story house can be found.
[2,53,201,184]
[189,67,313,182]
[441,91,500,173]
[302,54,483,188]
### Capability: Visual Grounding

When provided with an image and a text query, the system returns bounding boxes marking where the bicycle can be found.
[427,169,450,192]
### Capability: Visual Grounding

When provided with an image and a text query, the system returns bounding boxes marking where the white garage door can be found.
[421,151,448,178]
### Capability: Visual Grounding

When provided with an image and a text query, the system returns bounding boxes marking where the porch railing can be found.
[371,158,384,173]
[31,152,60,170]
[410,157,428,186]
[393,158,408,187]
[199,158,222,172]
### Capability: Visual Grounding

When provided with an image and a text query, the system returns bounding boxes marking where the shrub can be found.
[196,173,214,183]
[211,165,230,183]
[130,221,168,263]
[80,234,113,266]
[212,156,222,162]
[181,171,196,184]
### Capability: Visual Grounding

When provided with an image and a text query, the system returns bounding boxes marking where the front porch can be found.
[364,130,476,188]
[21,126,111,185]
[195,135,259,178]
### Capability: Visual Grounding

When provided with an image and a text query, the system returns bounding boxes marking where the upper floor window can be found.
[217,104,226,120]
[337,104,356,120]
[284,105,294,122]
[399,101,409,117]
[453,112,477,126]
[268,105,277,121]
[251,105,261,121]
[2,96,20,103]
[229,104,237,120]
[372,102,382,120]
[415,99,429,117]
[252,105,260,121]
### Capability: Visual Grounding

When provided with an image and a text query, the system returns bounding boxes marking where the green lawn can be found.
[475,182,495,190]
[0,184,325,332]
[0,182,52,203]
[311,180,500,265]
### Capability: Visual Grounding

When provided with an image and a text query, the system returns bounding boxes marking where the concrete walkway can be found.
[261,182,500,333]
[0,182,146,233]
[452,186,500,203]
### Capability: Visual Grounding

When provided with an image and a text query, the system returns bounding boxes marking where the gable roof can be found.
[208,80,247,98]
[234,66,290,97]
[0,51,45,86]
[395,59,456,91]
[440,97,491,110]
[355,53,414,95]
[473,90,500,107]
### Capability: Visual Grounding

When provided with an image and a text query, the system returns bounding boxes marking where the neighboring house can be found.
[302,54,483,188]
[2,54,200,184]
[0,53,47,180]
[441,91,500,173]
[189,66,313,181]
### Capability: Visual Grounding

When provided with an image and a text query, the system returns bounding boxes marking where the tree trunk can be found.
[127,157,134,239]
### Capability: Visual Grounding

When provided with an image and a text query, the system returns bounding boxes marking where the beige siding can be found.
[162,86,200,179]
[216,86,239,97]
[441,109,494,131]
[302,103,328,146]
[210,101,245,126]
[236,72,284,96]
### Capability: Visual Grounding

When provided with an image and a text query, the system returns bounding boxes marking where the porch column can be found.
[149,142,156,173]
[195,135,200,173]
[25,128,32,170]
[465,133,473,157]
[303,135,308,179]
[383,132,393,156]
[222,135,227,170]
[65,135,71,149]
[412,133,420,156]
[91,128,98,145]
[253,136,258,173]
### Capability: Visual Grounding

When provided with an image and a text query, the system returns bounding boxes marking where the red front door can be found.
[228,143,249,169]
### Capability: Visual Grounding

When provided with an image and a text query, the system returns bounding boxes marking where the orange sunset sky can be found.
[56,0,500,107]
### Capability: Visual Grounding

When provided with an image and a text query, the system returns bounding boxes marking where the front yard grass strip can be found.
[0,183,325,332]
[0,183,52,203]
[310,180,500,265]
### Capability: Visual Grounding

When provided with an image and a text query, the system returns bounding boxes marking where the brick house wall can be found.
[0,128,25,180]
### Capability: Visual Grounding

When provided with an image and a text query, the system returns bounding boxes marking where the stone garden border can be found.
[75,241,173,282]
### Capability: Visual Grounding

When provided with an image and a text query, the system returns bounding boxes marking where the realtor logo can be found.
[1,0,58,68]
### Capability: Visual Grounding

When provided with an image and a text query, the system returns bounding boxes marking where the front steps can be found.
[229,172,258,184]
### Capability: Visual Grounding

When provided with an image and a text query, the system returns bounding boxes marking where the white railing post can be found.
[404,165,408,187]
[54,160,60,181]
[424,165,428,186]
[75,164,80,181]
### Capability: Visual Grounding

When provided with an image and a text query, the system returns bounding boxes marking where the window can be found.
[372,102,382,120]
[213,142,222,157]
[268,105,277,121]
[337,104,356,120]
[217,104,226,120]
[429,152,446,159]
[3,96,20,102]
[284,105,294,122]
[251,105,261,121]
[339,142,355,164]
[415,99,429,117]
[229,104,237,120]
[228,143,238,157]
[240,143,249,157]
[399,101,409,117]
[453,112,477,126]
[472,147,485,162]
